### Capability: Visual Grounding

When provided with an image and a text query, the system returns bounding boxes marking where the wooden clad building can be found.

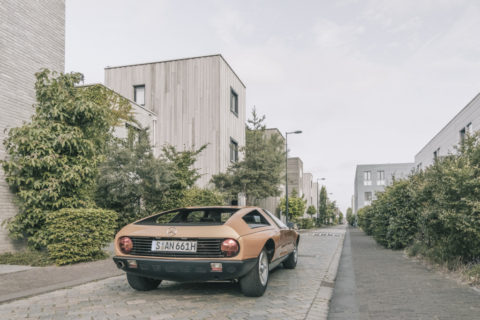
[104,55,246,187]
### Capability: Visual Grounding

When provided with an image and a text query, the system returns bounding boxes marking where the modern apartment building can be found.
[287,157,304,197]
[104,55,246,187]
[353,163,414,214]
[415,92,480,169]
[0,0,65,252]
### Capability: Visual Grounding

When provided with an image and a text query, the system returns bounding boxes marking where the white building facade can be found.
[0,0,65,252]
[415,93,480,170]
[104,55,246,187]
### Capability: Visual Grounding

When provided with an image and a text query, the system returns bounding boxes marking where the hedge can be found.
[46,208,117,265]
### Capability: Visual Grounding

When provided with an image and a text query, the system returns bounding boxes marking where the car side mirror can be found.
[287,222,296,229]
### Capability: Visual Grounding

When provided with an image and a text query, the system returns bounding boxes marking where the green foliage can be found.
[212,108,285,205]
[346,207,355,226]
[46,208,117,265]
[318,186,328,224]
[294,217,315,229]
[338,211,344,224]
[1,70,131,248]
[95,128,173,228]
[0,249,53,267]
[307,205,316,218]
[96,128,210,228]
[361,133,480,264]
[181,187,225,207]
[279,189,307,220]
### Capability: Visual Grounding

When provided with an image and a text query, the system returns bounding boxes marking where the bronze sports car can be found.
[113,206,299,297]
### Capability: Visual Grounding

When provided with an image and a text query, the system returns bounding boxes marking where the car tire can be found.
[126,273,161,291]
[283,242,298,269]
[240,248,269,297]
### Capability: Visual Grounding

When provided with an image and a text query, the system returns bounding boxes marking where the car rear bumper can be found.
[113,256,257,282]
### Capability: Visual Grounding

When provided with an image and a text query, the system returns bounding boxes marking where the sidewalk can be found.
[328,227,480,320]
[0,258,122,304]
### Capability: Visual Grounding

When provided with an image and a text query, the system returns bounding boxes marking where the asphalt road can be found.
[328,227,480,320]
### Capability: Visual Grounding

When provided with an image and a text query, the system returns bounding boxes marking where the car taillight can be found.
[119,236,133,254]
[221,238,239,257]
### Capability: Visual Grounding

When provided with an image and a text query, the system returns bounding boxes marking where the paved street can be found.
[328,228,480,320]
[0,227,345,320]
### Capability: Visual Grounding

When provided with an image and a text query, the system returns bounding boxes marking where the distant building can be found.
[415,93,480,170]
[353,163,414,214]
[287,157,303,197]
[104,54,246,187]
[0,0,65,253]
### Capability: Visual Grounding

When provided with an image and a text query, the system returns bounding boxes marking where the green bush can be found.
[46,208,117,265]
[181,187,225,207]
[294,218,315,229]
[362,133,480,266]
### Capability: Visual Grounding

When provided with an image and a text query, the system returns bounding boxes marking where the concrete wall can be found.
[302,173,313,217]
[354,163,414,214]
[287,157,303,197]
[104,55,246,187]
[0,0,65,252]
[415,93,480,169]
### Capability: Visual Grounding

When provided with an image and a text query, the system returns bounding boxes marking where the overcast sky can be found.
[66,0,480,212]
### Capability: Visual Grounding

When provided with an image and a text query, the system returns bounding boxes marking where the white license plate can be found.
[151,240,197,253]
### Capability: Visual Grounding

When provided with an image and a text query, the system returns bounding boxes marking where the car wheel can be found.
[240,248,269,297]
[126,273,161,291]
[283,242,298,269]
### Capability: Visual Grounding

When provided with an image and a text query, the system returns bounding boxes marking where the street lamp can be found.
[285,130,302,225]
[316,177,325,226]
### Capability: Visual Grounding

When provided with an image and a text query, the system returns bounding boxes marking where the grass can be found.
[0,249,53,267]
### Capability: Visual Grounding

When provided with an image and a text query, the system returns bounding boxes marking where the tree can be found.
[338,211,344,224]
[307,205,316,219]
[1,70,131,248]
[318,186,328,225]
[346,207,355,226]
[279,189,307,220]
[95,128,173,229]
[212,108,285,205]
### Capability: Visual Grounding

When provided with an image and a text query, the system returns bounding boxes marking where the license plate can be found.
[151,240,197,253]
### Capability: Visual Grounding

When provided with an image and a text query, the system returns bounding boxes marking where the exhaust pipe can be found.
[116,260,125,269]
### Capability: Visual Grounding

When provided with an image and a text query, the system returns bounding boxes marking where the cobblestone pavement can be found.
[329,228,480,320]
[0,227,345,320]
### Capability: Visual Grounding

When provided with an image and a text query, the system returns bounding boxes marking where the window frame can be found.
[229,138,239,163]
[133,84,145,106]
[230,87,239,116]
[242,210,271,229]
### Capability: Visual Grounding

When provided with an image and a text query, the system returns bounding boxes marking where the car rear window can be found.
[242,210,270,228]
[135,208,238,226]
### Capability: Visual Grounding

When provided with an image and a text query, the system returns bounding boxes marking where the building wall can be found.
[104,55,246,187]
[287,157,303,197]
[302,172,313,217]
[415,93,480,169]
[354,163,414,214]
[0,0,65,252]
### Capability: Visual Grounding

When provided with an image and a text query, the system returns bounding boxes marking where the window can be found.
[230,88,238,115]
[364,171,371,186]
[242,211,270,228]
[136,208,237,225]
[263,209,287,228]
[460,123,473,143]
[433,147,440,160]
[230,138,239,163]
[364,192,372,205]
[134,85,145,106]
[377,170,385,186]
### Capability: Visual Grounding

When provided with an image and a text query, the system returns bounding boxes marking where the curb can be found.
[305,229,346,320]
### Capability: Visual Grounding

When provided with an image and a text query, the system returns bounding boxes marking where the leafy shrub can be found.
[1,70,131,248]
[46,208,117,265]
[0,250,53,266]
[181,187,225,207]
[294,218,315,229]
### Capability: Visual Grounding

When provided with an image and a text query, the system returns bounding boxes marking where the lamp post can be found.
[316,177,325,226]
[285,130,302,225]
